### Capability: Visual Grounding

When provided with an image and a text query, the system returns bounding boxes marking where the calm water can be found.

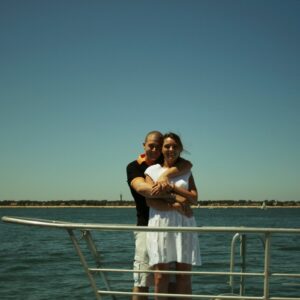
[0,207,300,299]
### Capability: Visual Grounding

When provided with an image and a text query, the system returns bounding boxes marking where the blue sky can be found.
[0,0,299,201]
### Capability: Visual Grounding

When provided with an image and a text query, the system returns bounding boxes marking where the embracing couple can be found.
[127,131,201,300]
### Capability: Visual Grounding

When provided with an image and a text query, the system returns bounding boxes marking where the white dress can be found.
[145,164,202,266]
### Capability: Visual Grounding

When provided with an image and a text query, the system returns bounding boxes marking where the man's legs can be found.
[133,231,150,300]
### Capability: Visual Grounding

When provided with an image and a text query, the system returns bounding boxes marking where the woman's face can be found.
[162,137,182,164]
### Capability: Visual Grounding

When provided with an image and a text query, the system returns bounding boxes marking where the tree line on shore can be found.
[1,199,299,207]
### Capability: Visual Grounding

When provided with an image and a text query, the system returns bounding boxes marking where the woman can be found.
[145,132,201,299]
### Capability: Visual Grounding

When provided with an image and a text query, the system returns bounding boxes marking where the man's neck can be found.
[145,157,155,166]
[138,153,155,166]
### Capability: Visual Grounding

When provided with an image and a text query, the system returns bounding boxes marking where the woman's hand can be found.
[152,174,170,195]
[174,194,189,204]
[151,182,173,196]
[171,202,193,218]
[151,182,163,196]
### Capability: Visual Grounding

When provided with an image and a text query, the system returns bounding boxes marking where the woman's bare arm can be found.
[170,174,198,206]
[159,157,192,180]
[145,175,194,217]
[145,175,175,211]
[151,158,193,195]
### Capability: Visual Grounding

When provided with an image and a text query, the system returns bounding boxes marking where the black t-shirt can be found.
[126,159,149,226]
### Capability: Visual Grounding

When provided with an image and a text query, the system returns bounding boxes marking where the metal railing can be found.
[2,216,300,300]
[229,233,266,295]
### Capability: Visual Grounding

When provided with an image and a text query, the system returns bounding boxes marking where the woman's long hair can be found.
[163,132,184,152]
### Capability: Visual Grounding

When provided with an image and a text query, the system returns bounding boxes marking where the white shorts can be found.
[133,231,150,287]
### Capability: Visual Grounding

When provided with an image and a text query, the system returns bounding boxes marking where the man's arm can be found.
[130,177,170,199]
[144,175,193,217]
[152,158,192,195]
[161,157,192,179]
[146,191,193,217]
[130,174,193,216]
[158,157,193,182]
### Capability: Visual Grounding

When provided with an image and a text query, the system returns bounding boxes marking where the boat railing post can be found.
[229,233,240,293]
[82,230,116,300]
[263,233,271,300]
[67,229,102,300]
[240,234,246,296]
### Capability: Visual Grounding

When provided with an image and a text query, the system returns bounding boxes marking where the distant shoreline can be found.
[1,205,299,209]
[1,200,299,209]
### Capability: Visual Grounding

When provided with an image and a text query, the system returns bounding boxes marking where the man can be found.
[126,130,192,300]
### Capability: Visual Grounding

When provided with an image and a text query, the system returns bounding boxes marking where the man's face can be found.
[143,134,162,164]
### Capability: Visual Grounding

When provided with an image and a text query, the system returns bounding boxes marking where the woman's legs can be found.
[153,263,170,300]
[176,263,192,298]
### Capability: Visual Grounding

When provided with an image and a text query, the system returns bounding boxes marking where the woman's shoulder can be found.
[145,163,164,176]
[145,163,162,172]
[145,164,165,181]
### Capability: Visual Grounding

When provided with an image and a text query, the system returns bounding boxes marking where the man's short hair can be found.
[144,131,163,143]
